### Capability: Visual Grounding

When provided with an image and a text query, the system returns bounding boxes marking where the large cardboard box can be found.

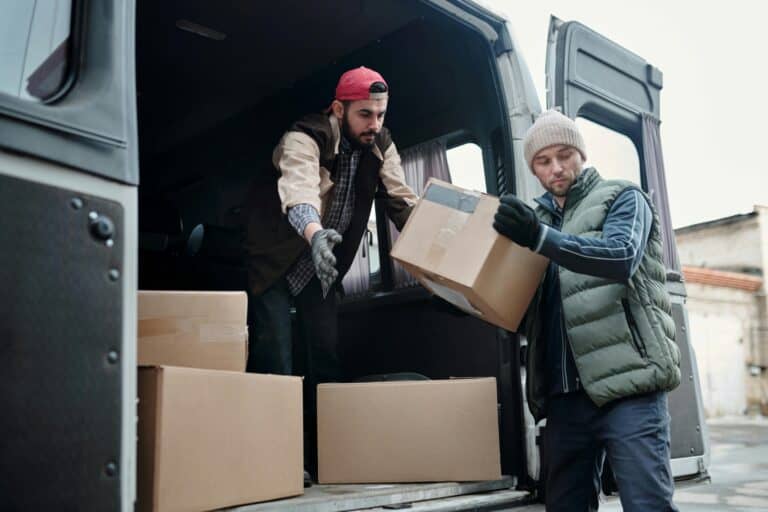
[137,290,248,371]
[391,179,548,332]
[317,378,501,484]
[137,366,303,512]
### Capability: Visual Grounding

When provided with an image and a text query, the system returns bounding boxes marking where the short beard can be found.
[548,167,582,197]
[549,188,568,197]
[341,111,376,150]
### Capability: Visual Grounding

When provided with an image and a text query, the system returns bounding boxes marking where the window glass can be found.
[0,0,72,102]
[447,143,486,192]
[575,118,641,186]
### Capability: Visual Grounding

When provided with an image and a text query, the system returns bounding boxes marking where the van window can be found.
[0,0,72,102]
[576,118,641,186]
[447,143,486,192]
[368,208,380,277]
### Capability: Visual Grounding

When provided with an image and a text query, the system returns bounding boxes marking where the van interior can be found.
[135,0,529,491]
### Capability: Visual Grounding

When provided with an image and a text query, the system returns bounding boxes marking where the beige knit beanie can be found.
[523,109,587,171]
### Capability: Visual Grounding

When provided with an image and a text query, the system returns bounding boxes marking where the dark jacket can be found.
[243,113,417,295]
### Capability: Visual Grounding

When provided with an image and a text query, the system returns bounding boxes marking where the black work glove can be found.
[311,229,342,297]
[493,194,541,249]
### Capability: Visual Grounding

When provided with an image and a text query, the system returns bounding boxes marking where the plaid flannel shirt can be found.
[285,136,360,296]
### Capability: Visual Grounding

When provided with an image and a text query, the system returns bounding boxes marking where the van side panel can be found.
[0,149,137,510]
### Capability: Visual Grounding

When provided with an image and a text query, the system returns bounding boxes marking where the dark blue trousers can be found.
[543,390,678,512]
[246,276,341,385]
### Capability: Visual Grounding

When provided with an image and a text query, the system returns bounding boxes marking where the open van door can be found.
[546,17,710,484]
[0,2,137,509]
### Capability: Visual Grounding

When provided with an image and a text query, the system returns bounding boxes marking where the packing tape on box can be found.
[423,183,481,213]
[138,317,247,343]
[422,183,480,268]
[424,211,468,268]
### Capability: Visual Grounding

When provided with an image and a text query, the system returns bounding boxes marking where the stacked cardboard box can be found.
[136,291,303,512]
[137,291,248,371]
[134,178,542,502]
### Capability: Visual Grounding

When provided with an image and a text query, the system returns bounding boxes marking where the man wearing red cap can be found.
[242,66,417,478]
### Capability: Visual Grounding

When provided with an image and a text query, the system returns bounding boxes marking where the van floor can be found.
[227,477,531,512]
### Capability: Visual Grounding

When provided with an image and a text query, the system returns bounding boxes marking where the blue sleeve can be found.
[535,189,653,281]
[287,203,321,237]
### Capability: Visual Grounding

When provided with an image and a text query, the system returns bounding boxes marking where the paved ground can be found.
[599,419,768,511]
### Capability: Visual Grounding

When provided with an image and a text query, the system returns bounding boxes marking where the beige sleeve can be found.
[274,131,323,214]
[379,142,419,230]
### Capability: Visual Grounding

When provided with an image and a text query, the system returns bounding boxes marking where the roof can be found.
[675,211,758,235]
[682,266,763,292]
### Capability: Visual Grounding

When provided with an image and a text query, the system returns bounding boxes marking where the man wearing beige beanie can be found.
[494,109,681,511]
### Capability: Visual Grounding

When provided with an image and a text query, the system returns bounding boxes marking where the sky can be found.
[474,0,768,228]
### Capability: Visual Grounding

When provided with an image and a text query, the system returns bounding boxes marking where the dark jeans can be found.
[246,276,341,476]
[543,390,678,512]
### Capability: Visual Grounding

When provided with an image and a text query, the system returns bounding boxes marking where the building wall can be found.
[756,207,768,369]
[676,216,761,272]
[684,283,762,416]
[676,207,768,416]
[759,206,768,279]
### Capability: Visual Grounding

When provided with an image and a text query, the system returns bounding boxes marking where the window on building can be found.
[0,0,73,102]
[576,118,642,186]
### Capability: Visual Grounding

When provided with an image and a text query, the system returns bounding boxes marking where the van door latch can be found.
[89,211,115,241]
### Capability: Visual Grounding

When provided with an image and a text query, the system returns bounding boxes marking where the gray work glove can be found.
[311,229,342,298]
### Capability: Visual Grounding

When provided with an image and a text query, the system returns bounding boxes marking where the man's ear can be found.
[331,100,344,120]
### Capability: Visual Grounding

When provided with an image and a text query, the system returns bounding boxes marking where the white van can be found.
[0,1,709,509]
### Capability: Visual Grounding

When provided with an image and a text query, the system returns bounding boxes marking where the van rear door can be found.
[546,17,709,483]
[0,1,138,510]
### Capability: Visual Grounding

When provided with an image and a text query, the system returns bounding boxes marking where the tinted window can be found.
[576,118,641,186]
[0,0,72,102]
[447,143,486,192]
[368,209,380,277]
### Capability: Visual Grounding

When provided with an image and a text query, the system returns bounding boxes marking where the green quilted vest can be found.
[525,168,681,421]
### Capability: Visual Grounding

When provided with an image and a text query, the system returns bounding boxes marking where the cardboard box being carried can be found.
[391,179,548,332]
[137,366,303,511]
[317,378,501,484]
[137,290,248,371]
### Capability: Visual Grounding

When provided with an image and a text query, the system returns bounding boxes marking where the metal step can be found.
[363,489,533,511]
[227,477,519,512]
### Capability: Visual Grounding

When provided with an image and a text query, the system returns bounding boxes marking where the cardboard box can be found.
[137,366,303,512]
[138,290,248,371]
[317,378,501,484]
[391,179,548,332]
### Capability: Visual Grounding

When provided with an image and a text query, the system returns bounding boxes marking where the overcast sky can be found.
[478,0,767,228]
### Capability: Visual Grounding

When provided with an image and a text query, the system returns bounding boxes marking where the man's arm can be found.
[275,130,340,292]
[379,142,418,230]
[275,131,324,215]
[287,204,323,243]
[273,130,327,244]
[286,203,341,295]
[535,188,653,281]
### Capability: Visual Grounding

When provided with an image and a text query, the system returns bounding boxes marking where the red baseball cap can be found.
[334,66,388,101]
